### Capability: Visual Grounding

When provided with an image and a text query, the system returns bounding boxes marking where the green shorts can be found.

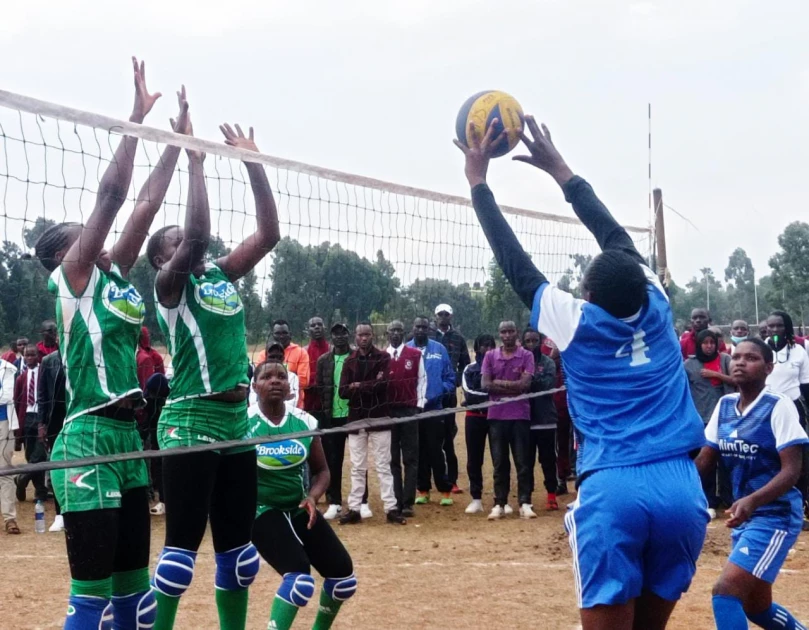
[51,415,149,513]
[158,397,251,454]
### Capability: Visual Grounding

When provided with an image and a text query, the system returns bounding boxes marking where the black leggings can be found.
[63,487,150,581]
[252,509,353,577]
[162,449,257,553]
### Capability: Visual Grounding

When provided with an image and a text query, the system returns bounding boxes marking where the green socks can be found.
[111,568,150,597]
[153,591,181,630]
[70,577,112,598]
[268,595,300,630]
[215,588,249,630]
[312,589,344,630]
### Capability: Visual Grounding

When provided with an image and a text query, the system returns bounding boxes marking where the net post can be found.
[653,187,667,287]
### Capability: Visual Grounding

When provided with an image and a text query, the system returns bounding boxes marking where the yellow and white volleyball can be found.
[455,90,525,158]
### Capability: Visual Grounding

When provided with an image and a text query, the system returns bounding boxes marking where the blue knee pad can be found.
[111,590,157,630]
[324,574,358,602]
[152,547,197,598]
[277,572,316,607]
[65,596,110,630]
[215,543,260,590]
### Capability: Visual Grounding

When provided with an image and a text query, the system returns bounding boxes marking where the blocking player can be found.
[145,121,280,629]
[31,58,181,629]
[696,339,808,630]
[248,360,356,630]
[455,118,708,629]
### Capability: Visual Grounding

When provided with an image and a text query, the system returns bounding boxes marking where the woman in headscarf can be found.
[684,329,734,518]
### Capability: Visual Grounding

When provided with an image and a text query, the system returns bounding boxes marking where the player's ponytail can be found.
[33,222,81,272]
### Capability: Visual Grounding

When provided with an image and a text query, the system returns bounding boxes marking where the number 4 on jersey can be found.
[615,329,651,367]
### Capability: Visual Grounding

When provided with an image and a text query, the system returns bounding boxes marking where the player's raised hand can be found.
[220,123,259,153]
[130,56,162,124]
[453,120,505,188]
[512,116,574,186]
[170,85,190,135]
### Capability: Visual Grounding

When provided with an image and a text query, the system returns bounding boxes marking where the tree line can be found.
[2,217,808,345]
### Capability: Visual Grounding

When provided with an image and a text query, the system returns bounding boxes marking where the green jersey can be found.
[332,353,349,418]
[247,403,317,514]
[156,263,249,404]
[48,264,144,423]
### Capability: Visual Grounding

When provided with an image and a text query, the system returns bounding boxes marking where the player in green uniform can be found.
[32,59,190,629]
[145,122,281,630]
[249,360,356,630]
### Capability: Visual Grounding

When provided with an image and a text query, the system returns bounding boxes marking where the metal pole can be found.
[753,268,760,325]
[653,188,667,286]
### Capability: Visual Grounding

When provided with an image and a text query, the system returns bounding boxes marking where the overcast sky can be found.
[2,0,807,287]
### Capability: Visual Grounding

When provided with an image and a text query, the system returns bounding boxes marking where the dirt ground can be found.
[5,416,809,630]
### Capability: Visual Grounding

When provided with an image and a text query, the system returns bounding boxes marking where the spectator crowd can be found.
[3,302,808,531]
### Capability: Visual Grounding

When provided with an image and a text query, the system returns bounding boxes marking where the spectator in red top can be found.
[1,336,27,368]
[136,327,165,389]
[680,308,727,358]
[37,320,59,360]
[303,316,330,419]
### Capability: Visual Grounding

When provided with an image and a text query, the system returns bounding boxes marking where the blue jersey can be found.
[705,390,809,522]
[531,265,704,478]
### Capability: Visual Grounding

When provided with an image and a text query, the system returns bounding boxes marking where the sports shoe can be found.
[49,514,65,532]
[488,505,505,520]
[386,510,407,525]
[339,510,362,525]
[503,504,514,515]
[556,481,569,496]
[547,493,559,511]
[451,484,463,494]
[323,504,342,521]
[520,504,538,519]
[465,499,483,514]
[415,492,429,505]
[360,503,373,519]
[707,508,717,520]
[150,502,165,516]
[401,507,415,518]
[439,493,453,506]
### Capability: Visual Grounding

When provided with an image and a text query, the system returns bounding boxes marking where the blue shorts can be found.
[729,514,801,583]
[564,455,709,608]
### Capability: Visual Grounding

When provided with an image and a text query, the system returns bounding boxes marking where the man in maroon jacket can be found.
[385,320,426,517]
[338,322,405,525]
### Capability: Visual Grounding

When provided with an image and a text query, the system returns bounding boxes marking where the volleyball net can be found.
[0,88,652,476]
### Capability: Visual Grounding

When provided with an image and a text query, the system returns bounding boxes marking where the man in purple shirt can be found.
[482,320,535,520]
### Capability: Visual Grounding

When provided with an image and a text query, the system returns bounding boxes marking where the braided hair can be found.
[581,250,648,319]
[769,310,795,348]
[32,222,81,271]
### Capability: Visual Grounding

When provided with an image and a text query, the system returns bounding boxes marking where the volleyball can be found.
[455,90,525,158]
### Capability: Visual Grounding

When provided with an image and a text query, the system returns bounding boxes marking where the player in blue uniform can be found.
[455,118,708,629]
[696,339,808,630]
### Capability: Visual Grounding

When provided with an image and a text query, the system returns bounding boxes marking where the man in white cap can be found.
[432,304,471,493]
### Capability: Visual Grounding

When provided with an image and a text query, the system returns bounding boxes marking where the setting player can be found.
[248,360,356,630]
[144,121,281,630]
[32,58,184,629]
[696,339,808,630]
[455,118,708,629]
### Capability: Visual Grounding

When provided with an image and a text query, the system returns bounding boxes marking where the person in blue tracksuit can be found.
[408,316,455,505]
[697,338,808,630]
[455,116,707,629]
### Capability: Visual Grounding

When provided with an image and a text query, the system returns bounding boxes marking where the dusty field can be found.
[5,417,809,630]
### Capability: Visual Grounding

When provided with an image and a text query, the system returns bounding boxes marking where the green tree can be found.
[724,248,756,321]
[483,261,529,334]
[769,222,809,322]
